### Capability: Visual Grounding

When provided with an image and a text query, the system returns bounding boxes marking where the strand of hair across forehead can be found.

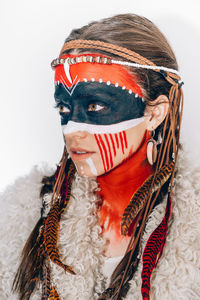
[59,39,181,86]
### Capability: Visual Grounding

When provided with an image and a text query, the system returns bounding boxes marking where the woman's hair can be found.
[61,14,181,159]
[13,14,183,300]
[64,13,178,101]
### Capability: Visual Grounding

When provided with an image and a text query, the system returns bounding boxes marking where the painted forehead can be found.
[55,54,143,96]
[54,54,146,126]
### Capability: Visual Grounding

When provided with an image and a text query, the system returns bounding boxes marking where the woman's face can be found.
[54,79,148,177]
[54,54,151,177]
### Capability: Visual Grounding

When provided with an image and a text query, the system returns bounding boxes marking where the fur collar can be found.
[0,151,200,299]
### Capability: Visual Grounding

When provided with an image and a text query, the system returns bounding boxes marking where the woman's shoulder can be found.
[0,163,55,219]
[174,149,200,213]
[126,149,200,300]
[0,164,55,299]
[150,150,200,299]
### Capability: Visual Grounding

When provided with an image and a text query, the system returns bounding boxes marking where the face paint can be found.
[86,158,98,176]
[64,120,146,178]
[62,118,144,135]
[80,166,85,175]
[55,54,143,97]
[55,83,145,128]
[54,54,147,177]
[94,132,128,173]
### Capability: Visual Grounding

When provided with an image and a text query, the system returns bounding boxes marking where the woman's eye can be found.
[58,105,70,114]
[88,103,105,112]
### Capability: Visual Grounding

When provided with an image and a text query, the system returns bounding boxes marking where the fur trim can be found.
[0,151,200,299]
[49,173,106,299]
[0,164,54,299]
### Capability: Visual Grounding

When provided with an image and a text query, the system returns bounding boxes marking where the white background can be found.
[1,0,200,192]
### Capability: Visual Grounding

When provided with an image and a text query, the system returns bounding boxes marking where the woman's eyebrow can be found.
[74,84,117,102]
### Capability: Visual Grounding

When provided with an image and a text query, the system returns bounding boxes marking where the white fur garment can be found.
[0,151,200,300]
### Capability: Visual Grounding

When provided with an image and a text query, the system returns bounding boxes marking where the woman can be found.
[1,14,200,300]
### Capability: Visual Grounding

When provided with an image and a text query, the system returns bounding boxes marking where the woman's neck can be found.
[97,132,153,238]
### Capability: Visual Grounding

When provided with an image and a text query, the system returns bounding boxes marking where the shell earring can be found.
[147,131,157,165]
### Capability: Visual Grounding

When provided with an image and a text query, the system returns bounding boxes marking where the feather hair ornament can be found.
[141,194,171,299]
[41,260,51,299]
[43,157,76,274]
[13,217,46,299]
[121,160,175,236]
[13,151,76,299]
[43,199,76,274]
[47,286,61,300]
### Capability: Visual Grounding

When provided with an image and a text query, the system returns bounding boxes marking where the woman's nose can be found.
[64,130,88,141]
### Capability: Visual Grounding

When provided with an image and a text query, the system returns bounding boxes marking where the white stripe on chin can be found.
[62,118,144,135]
[86,158,98,176]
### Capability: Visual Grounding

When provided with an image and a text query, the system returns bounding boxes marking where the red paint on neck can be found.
[97,132,153,237]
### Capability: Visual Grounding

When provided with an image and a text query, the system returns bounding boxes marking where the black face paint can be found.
[54,82,146,126]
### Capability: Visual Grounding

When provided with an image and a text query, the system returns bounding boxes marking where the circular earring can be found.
[147,131,157,165]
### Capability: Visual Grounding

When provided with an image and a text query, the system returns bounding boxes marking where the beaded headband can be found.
[51,54,180,76]
[51,39,183,87]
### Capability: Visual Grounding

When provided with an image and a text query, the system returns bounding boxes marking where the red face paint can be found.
[55,54,143,97]
[109,134,116,157]
[94,134,107,172]
[104,134,113,169]
[98,134,110,171]
[119,132,125,154]
[115,134,120,149]
[123,131,128,149]
[94,130,129,174]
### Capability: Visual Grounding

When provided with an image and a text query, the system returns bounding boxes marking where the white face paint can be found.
[80,165,85,175]
[62,118,144,135]
[86,157,98,176]
[64,117,147,178]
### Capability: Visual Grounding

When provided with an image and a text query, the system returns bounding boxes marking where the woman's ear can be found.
[145,95,169,131]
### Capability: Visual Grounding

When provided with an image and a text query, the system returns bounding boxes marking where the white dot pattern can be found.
[78,78,143,100]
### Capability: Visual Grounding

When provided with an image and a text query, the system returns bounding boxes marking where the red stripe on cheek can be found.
[94,134,106,172]
[98,134,110,171]
[119,132,125,154]
[123,131,128,149]
[109,134,116,157]
[104,134,113,168]
[115,133,119,149]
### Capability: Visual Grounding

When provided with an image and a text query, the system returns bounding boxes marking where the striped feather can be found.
[121,161,174,236]
[141,194,171,299]
[41,261,51,299]
[24,223,46,299]
[48,286,61,300]
[44,160,76,275]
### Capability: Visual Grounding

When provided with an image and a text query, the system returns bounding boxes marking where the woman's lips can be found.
[70,147,95,161]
